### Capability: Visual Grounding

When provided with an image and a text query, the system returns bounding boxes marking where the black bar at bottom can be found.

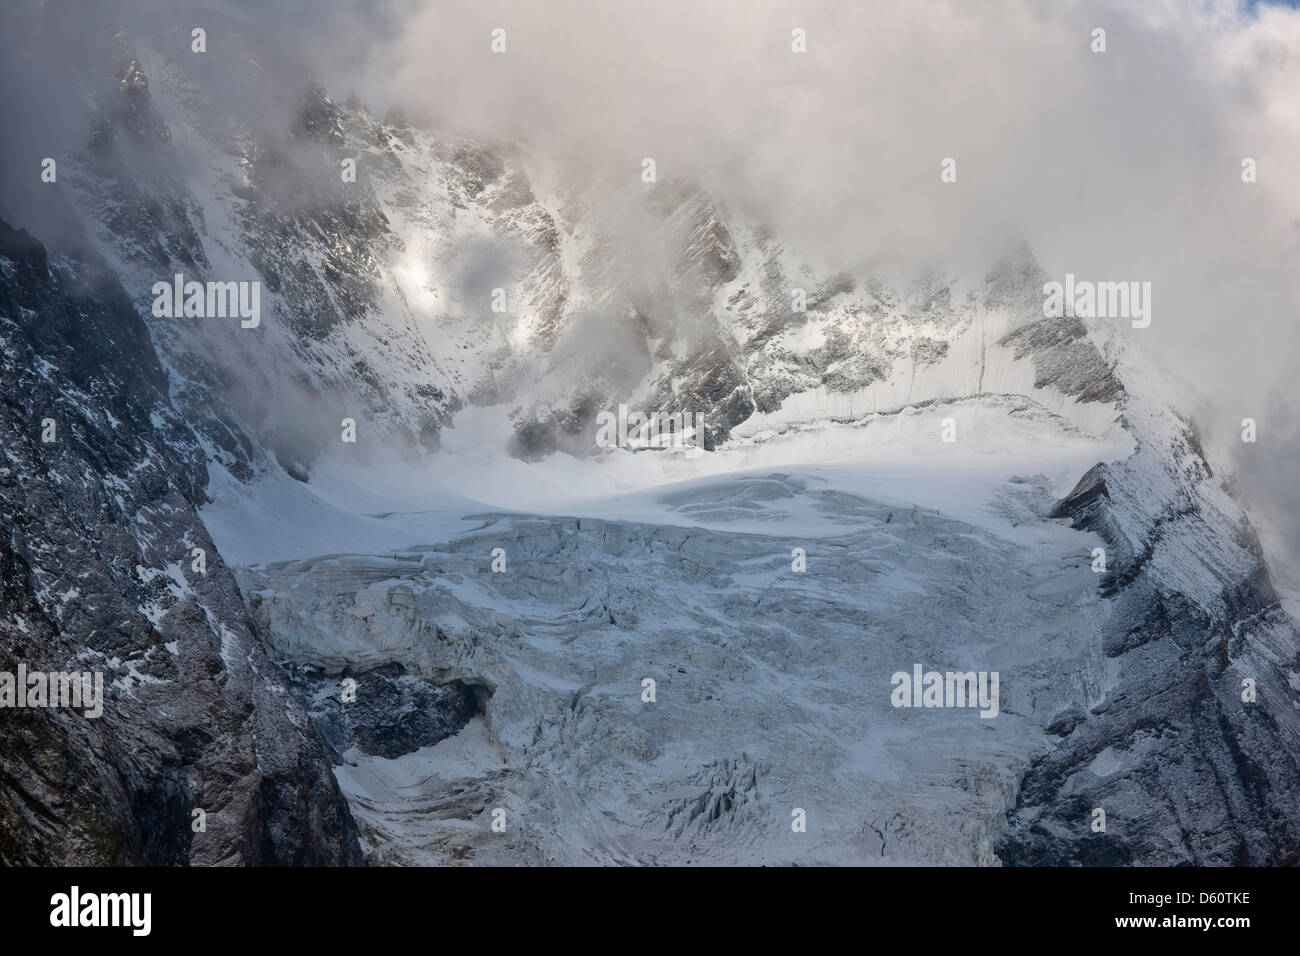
[0,865,1280,941]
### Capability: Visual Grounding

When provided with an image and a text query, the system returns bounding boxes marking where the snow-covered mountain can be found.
[2,17,1298,865]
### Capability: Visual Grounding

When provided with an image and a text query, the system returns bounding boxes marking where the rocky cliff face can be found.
[0,219,361,865]
[999,373,1300,865]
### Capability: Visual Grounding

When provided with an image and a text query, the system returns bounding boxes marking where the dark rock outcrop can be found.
[999,416,1300,865]
[0,219,363,865]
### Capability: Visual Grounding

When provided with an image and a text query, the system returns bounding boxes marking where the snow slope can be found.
[240,466,1115,865]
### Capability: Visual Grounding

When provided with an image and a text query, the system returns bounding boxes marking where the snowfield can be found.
[205,397,1133,864]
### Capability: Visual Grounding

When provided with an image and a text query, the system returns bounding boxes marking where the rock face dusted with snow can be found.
[0,220,361,865]
[998,365,1300,865]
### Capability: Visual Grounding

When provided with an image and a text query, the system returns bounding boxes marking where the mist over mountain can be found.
[1,0,1298,867]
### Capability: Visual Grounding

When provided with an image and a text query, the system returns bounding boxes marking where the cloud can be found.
[353,0,1300,571]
